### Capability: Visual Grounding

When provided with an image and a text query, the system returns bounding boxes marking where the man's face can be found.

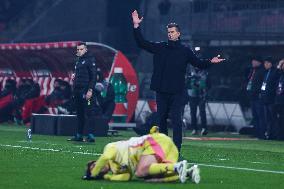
[76,45,87,57]
[54,81,60,88]
[264,61,272,70]
[167,27,180,41]
[251,60,261,68]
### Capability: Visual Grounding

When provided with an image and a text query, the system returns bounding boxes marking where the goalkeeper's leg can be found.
[145,174,179,182]
[104,173,131,181]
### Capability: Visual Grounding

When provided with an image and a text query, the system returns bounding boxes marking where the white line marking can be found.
[0,144,102,156]
[195,163,284,174]
[1,143,284,175]
[250,161,270,165]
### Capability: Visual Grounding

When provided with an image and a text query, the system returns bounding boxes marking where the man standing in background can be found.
[260,57,279,139]
[275,60,284,140]
[69,42,100,142]
[186,67,209,136]
[246,57,266,139]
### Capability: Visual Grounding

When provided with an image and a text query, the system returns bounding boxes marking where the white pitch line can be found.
[0,144,102,156]
[1,143,284,175]
[196,163,284,174]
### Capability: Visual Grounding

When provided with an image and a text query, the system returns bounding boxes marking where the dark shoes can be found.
[200,128,208,136]
[192,129,208,136]
[68,134,84,142]
[178,153,185,161]
[68,134,95,142]
[86,134,95,142]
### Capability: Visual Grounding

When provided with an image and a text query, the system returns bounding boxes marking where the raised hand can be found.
[132,10,143,28]
[210,55,225,64]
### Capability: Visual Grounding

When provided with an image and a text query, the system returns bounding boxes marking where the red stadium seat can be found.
[21,96,47,123]
[0,94,13,109]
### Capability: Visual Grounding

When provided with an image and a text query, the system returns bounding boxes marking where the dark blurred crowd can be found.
[245,56,284,140]
[0,78,40,123]
[0,69,115,125]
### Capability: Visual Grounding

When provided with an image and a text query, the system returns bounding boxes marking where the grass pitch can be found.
[0,124,283,189]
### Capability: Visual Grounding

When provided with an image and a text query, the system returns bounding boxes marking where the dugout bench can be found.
[31,114,136,137]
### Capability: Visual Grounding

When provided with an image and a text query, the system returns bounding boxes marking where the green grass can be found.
[0,124,283,189]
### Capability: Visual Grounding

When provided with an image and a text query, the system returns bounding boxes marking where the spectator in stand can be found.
[274,59,284,140]
[45,79,64,105]
[56,80,73,115]
[245,57,266,139]
[45,79,72,114]
[60,80,72,100]
[95,68,115,122]
[260,57,280,140]
[0,79,16,98]
[0,79,16,122]
[22,79,40,100]
[13,79,40,124]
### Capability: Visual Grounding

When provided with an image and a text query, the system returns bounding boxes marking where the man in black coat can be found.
[275,60,284,140]
[246,57,266,139]
[132,10,224,152]
[69,42,101,142]
[260,57,279,139]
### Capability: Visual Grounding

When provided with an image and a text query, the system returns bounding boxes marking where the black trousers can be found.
[73,89,102,135]
[264,104,277,139]
[275,104,284,140]
[251,99,266,139]
[189,97,207,130]
[156,92,183,151]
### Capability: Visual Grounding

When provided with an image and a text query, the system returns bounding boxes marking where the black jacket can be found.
[134,27,211,94]
[0,80,16,98]
[246,65,266,100]
[24,83,40,99]
[275,72,284,105]
[260,67,280,104]
[73,51,97,91]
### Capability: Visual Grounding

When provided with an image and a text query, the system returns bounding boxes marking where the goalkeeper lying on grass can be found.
[82,126,200,183]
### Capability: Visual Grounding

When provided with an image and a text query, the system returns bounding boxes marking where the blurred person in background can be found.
[0,79,16,98]
[132,10,224,152]
[45,79,64,105]
[13,79,40,124]
[47,79,73,115]
[186,66,210,136]
[245,57,266,139]
[95,68,115,122]
[57,80,73,114]
[259,57,279,140]
[274,59,284,140]
[69,42,100,142]
[0,79,16,122]
[20,79,40,100]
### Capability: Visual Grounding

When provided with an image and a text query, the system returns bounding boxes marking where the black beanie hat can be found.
[263,56,274,65]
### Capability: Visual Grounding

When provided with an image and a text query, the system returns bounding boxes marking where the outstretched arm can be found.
[188,49,225,69]
[132,10,161,54]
